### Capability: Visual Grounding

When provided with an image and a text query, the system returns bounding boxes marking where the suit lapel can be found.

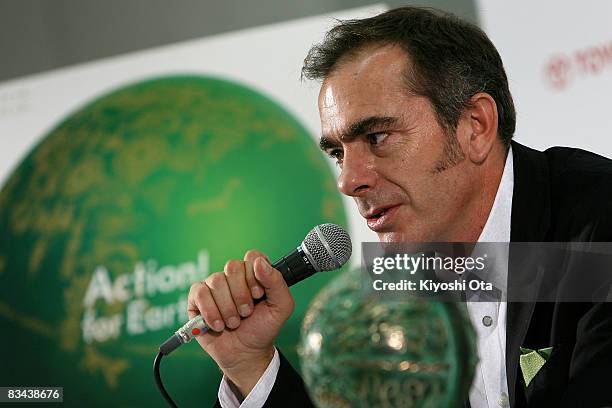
[507,141,551,407]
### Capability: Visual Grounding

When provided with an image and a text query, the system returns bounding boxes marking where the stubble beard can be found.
[431,131,465,174]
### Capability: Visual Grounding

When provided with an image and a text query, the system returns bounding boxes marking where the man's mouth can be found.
[370,209,388,218]
[365,205,400,231]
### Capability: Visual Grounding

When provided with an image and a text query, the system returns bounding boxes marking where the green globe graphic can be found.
[0,75,347,406]
[300,268,477,408]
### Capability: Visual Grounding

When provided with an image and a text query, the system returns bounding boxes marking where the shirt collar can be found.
[478,146,514,243]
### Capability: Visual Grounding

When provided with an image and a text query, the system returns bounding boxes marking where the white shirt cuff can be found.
[217,348,280,408]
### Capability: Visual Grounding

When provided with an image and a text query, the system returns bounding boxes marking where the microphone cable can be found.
[154,351,178,408]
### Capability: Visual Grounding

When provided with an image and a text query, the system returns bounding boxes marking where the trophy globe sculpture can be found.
[299,267,477,407]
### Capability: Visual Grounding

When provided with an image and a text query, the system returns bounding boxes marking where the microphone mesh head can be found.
[302,223,352,271]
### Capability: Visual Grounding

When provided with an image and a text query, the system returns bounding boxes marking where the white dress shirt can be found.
[467,146,513,408]
[219,147,515,408]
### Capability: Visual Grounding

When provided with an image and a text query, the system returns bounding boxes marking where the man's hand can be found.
[187,250,294,397]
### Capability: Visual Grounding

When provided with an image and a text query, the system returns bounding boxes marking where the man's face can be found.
[318,44,478,242]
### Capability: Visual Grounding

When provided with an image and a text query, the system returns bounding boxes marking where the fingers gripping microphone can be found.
[158,223,352,356]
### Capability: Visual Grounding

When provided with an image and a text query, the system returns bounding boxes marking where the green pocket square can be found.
[519,346,554,387]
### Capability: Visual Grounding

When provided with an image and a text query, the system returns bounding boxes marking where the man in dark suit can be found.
[187,7,612,407]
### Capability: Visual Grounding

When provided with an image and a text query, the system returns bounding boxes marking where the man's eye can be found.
[328,149,344,165]
[368,132,389,145]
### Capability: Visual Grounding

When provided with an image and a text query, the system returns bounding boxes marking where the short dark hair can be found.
[302,7,516,145]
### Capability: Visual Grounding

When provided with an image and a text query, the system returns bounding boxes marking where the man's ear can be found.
[461,92,499,164]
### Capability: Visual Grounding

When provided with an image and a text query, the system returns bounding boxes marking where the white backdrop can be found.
[477,0,612,158]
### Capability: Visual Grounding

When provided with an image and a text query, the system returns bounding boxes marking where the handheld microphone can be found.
[158,223,352,355]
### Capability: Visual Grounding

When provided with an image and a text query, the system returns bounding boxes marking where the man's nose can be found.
[337,148,376,197]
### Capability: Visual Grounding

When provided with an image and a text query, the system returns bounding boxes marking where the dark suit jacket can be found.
[505,141,612,407]
[215,141,612,407]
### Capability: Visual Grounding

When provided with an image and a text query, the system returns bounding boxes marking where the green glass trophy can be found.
[299,267,477,407]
